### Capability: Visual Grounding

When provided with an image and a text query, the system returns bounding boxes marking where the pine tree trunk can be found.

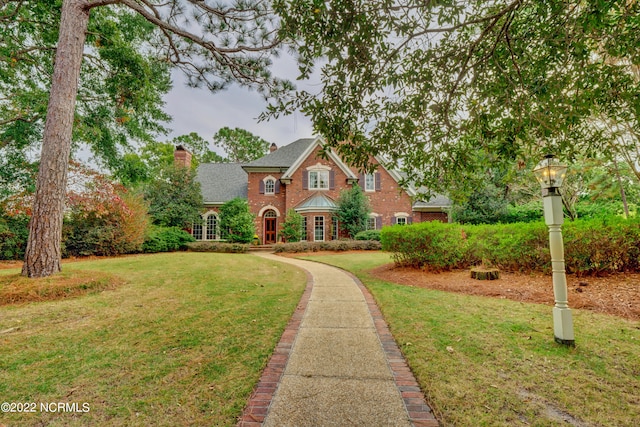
[22,0,90,277]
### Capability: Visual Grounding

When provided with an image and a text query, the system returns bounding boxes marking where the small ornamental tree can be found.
[219,198,255,243]
[280,209,303,242]
[63,163,150,256]
[336,186,371,239]
[144,166,203,229]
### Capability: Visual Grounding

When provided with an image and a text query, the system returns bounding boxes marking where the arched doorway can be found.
[263,210,277,244]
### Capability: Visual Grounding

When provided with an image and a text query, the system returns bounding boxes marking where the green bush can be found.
[273,240,381,253]
[280,209,303,242]
[381,221,467,270]
[354,230,381,241]
[186,241,249,253]
[0,214,29,260]
[143,227,195,253]
[381,216,640,275]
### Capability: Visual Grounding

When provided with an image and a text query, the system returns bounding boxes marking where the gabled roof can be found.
[242,138,316,169]
[195,163,247,204]
[413,194,452,210]
[281,137,358,181]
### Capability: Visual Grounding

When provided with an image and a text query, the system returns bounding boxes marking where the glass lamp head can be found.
[533,155,567,190]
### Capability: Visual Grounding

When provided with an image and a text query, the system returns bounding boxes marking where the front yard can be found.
[0,253,306,426]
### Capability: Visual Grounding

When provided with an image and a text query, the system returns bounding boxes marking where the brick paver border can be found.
[237,270,313,427]
[348,271,440,427]
[237,260,440,427]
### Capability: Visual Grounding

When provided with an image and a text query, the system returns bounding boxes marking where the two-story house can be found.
[180,137,451,244]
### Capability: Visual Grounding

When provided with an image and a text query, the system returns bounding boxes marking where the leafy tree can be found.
[451,184,510,225]
[219,198,255,243]
[9,0,290,277]
[144,166,203,229]
[213,127,271,162]
[335,186,370,239]
[280,209,303,242]
[272,0,640,196]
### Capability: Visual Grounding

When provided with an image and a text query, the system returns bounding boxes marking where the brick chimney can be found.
[269,142,278,153]
[174,145,192,168]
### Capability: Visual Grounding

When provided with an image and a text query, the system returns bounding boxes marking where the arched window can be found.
[206,214,219,240]
[265,178,275,194]
[193,211,219,241]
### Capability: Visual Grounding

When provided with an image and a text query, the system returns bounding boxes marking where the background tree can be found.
[213,127,271,162]
[7,0,290,277]
[280,209,303,242]
[335,186,370,239]
[272,0,640,197]
[219,198,255,243]
[144,166,203,229]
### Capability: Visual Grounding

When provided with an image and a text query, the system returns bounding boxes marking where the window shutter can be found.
[329,170,335,190]
[358,173,364,189]
[259,180,265,194]
[275,180,281,194]
[302,171,308,190]
[392,217,397,225]
[408,216,413,224]
[375,173,381,191]
[376,216,382,230]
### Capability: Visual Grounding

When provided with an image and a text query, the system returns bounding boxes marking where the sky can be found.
[161,56,316,153]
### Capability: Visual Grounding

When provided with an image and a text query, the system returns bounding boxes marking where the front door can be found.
[264,216,277,244]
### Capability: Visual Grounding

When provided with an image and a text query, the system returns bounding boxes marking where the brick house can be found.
[184,137,451,244]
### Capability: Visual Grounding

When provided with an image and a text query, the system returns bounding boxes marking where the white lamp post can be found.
[533,155,575,346]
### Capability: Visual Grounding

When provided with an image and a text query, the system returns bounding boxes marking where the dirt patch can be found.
[371,264,640,321]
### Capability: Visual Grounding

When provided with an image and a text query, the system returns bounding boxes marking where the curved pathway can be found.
[238,253,438,427]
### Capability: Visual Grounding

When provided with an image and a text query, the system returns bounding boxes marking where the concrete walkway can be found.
[238,253,438,427]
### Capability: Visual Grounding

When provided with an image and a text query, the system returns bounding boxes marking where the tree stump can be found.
[470,267,500,280]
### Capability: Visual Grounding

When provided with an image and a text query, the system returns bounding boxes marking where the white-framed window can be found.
[193,222,203,240]
[364,173,375,192]
[301,216,308,241]
[309,170,330,189]
[396,217,407,226]
[314,216,324,241]
[206,214,219,240]
[366,217,376,230]
[193,211,220,240]
[265,178,275,194]
[332,217,339,240]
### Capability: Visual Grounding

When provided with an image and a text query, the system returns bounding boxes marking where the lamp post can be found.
[533,155,575,346]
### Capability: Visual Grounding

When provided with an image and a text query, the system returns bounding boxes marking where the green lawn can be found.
[301,252,640,427]
[0,253,306,426]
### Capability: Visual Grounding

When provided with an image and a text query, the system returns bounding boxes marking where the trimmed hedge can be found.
[273,240,382,253]
[143,227,195,253]
[381,216,640,275]
[354,230,381,241]
[186,241,249,253]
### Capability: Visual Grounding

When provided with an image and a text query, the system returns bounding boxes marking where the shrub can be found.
[273,240,381,253]
[381,215,640,275]
[354,230,381,241]
[336,186,371,238]
[381,221,467,271]
[0,214,29,260]
[280,209,303,242]
[219,198,255,243]
[143,226,195,253]
[186,241,249,253]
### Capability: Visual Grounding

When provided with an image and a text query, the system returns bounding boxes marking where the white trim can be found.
[263,175,277,195]
[394,212,410,218]
[364,173,376,192]
[305,163,332,171]
[282,137,358,181]
[258,205,281,217]
[314,215,325,242]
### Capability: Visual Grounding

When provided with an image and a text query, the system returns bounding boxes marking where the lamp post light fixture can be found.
[533,155,575,346]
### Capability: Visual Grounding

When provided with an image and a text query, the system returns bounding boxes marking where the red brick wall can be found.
[247,172,287,243]
[413,211,449,223]
[349,161,414,228]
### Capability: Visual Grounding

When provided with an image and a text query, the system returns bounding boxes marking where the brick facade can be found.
[190,138,450,244]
